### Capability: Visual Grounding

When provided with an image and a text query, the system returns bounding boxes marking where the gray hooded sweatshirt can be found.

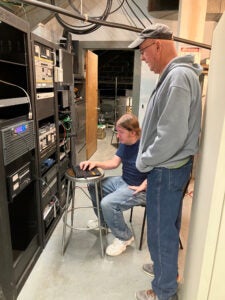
[136,54,203,173]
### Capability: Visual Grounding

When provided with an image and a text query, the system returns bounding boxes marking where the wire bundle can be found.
[51,0,152,35]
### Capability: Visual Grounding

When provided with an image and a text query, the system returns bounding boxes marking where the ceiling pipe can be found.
[16,0,211,50]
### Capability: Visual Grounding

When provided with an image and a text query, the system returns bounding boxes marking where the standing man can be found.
[129,24,202,300]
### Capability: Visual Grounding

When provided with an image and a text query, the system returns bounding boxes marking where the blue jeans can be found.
[88,176,146,241]
[146,158,193,300]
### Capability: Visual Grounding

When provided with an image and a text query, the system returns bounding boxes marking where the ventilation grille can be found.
[1,120,36,165]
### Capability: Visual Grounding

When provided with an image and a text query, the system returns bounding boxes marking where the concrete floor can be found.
[18,128,193,300]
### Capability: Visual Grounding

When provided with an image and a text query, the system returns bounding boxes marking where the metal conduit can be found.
[16,0,211,50]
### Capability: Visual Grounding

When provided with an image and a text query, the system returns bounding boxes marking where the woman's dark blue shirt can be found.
[116,140,147,186]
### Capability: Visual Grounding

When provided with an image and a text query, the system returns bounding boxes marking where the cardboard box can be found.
[97,125,106,139]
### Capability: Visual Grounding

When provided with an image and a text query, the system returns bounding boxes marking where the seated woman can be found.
[80,113,147,256]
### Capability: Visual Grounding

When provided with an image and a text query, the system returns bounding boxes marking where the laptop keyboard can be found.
[72,165,101,178]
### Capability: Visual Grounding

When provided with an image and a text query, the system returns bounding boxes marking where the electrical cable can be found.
[125,0,145,28]
[38,177,63,211]
[16,0,141,32]
[118,0,137,28]
[0,79,32,119]
[68,0,79,14]
[59,113,74,159]
[56,0,151,34]
[109,0,125,15]
[59,121,67,139]
[131,0,153,25]
[51,0,112,35]
[69,0,111,20]
[61,0,92,29]
[60,116,72,139]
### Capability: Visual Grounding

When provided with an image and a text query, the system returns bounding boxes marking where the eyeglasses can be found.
[139,42,155,55]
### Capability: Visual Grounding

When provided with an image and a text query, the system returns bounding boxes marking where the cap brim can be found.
[128,37,145,49]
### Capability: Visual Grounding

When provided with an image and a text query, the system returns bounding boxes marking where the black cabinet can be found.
[31,34,75,244]
[56,52,75,209]
[0,8,41,299]
[0,8,76,299]
[31,35,60,245]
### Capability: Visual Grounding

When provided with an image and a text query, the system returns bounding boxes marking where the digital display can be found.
[13,124,27,134]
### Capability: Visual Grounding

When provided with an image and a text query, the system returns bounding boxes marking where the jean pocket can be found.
[169,161,193,192]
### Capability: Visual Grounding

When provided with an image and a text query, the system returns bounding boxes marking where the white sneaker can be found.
[87,219,99,229]
[106,236,134,256]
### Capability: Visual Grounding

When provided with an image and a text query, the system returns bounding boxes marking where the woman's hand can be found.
[128,179,147,194]
[79,161,97,170]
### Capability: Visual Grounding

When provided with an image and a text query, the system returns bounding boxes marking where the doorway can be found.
[78,41,138,119]
[94,49,134,126]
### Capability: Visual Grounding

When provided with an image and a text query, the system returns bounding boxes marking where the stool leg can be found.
[179,237,183,250]
[70,181,75,227]
[95,181,104,257]
[62,180,75,255]
[129,207,133,222]
[139,207,147,250]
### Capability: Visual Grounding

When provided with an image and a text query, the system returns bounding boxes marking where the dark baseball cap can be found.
[128,23,173,49]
